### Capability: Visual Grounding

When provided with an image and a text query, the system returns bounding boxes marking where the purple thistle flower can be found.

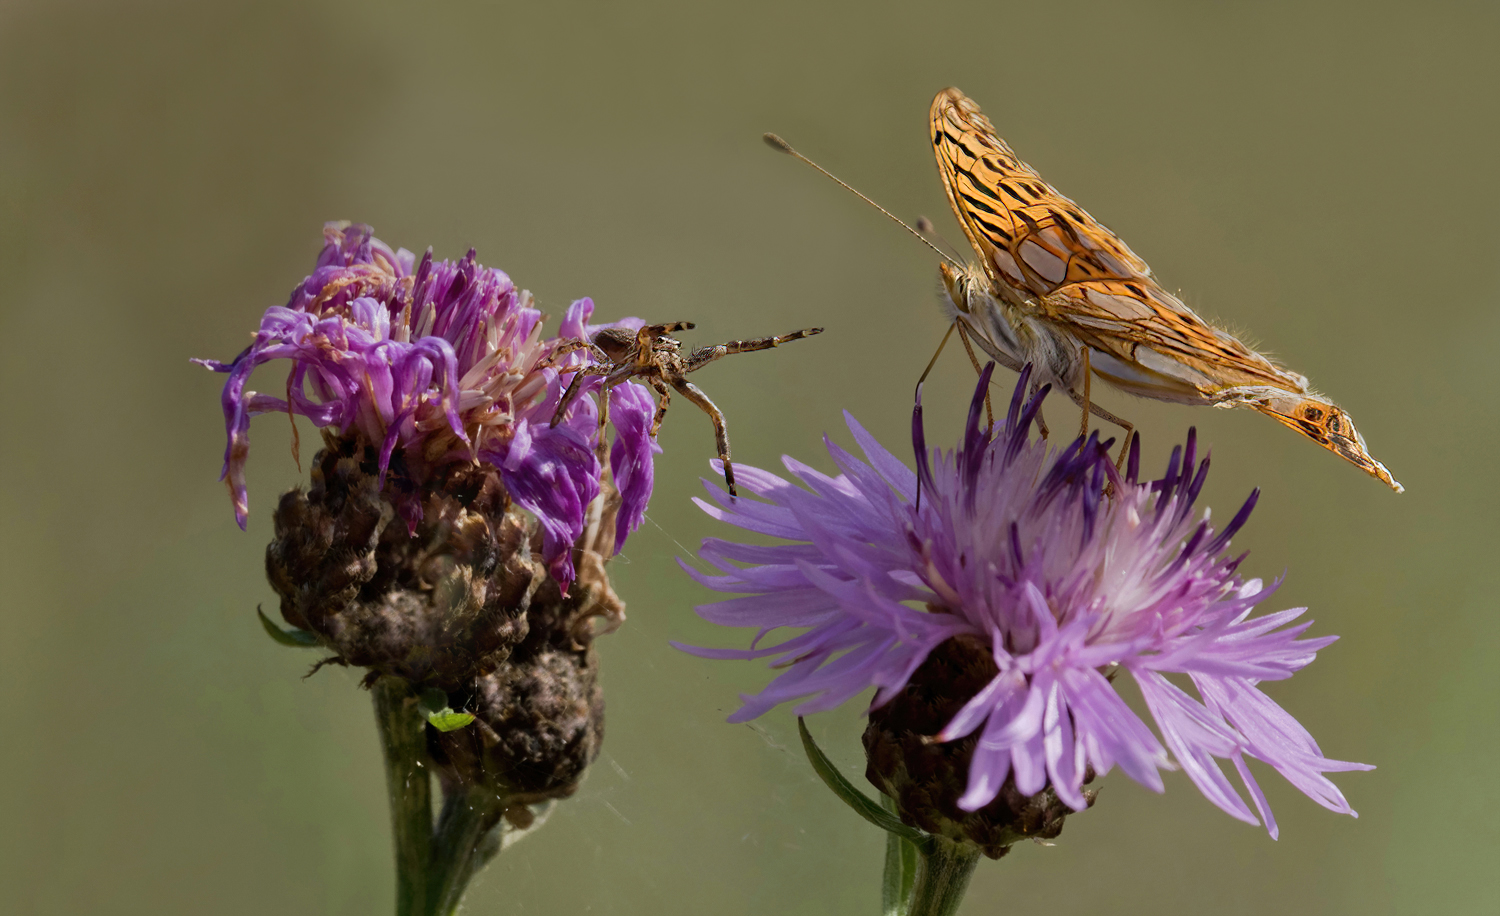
[196,222,658,585]
[678,364,1371,838]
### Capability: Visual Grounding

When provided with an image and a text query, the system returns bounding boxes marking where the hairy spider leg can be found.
[586,362,653,464]
[632,326,658,370]
[551,364,613,429]
[669,378,736,496]
[537,337,595,369]
[682,327,824,372]
[642,321,695,335]
[647,378,672,437]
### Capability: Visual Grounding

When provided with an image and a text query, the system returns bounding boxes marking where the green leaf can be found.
[797,717,926,843]
[257,607,319,647]
[882,793,920,916]
[418,688,476,732]
[425,710,477,732]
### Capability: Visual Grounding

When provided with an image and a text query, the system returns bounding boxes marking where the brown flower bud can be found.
[424,480,623,806]
[863,634,1095,859]
[265,433,544,690]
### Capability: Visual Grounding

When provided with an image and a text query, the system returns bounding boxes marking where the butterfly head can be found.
[938,261,1000,320]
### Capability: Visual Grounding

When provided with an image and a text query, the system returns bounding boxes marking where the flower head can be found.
[679,364,1370,839]
[196,222,659,584]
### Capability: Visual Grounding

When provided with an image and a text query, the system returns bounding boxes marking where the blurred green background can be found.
[2,1,1495,913]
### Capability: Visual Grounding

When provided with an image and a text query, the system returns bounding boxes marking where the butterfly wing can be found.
[929,87,1401,491]
[930,88,1153,303]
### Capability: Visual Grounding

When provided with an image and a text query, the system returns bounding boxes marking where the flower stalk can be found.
[428,784,505,916]
[372,677,434,916]
[881,795,920,916]
[373,677,516,916]
[798,717,984,916]
[906,837,981,916]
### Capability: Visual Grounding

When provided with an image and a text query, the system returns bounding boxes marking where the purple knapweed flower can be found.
[678,364,1370,838]
[196,222,658,585]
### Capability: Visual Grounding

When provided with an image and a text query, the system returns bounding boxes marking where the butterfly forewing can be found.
[931,90,1152,299]
[929,87,1401,491]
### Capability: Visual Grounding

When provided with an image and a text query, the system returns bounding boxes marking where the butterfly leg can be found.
[954,323,995,429]
[648,378,672,437]
[1078,349,1093,441]
[683,327,823,373]
[916,322,957,389]
[1030,381,1050,439]
[669,377,736,497]
[1065,386,1134,469]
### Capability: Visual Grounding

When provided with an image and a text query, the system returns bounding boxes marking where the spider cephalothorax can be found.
[551,321,822,496]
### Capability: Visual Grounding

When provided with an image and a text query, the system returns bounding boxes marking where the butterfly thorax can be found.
[939,260,1086,392]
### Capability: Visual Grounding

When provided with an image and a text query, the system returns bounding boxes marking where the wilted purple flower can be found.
[679,364,1370,838]
[196,222,659,584]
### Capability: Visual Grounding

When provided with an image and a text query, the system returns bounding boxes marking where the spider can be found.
[550,321,823,496]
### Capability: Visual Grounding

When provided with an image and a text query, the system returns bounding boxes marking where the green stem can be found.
[428,786,504,916]
[372,678,433,916]
[881,794,919,916]
[906,836,982,916]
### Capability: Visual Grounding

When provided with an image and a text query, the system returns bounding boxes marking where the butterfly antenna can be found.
[915,216,967,263]
[764,133,962,269]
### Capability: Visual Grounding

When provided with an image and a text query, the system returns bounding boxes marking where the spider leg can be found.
[550,365,611,428]
[669,377,736,497]
[648,378,672,437]
[633,326,658,369]
[538,337,593,369]
[599,362,652,445]
[643,321,695,336]
[587,364,643,465]
[682,327,823,373]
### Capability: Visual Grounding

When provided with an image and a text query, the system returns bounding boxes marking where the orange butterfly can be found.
[929,87,1401,491]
